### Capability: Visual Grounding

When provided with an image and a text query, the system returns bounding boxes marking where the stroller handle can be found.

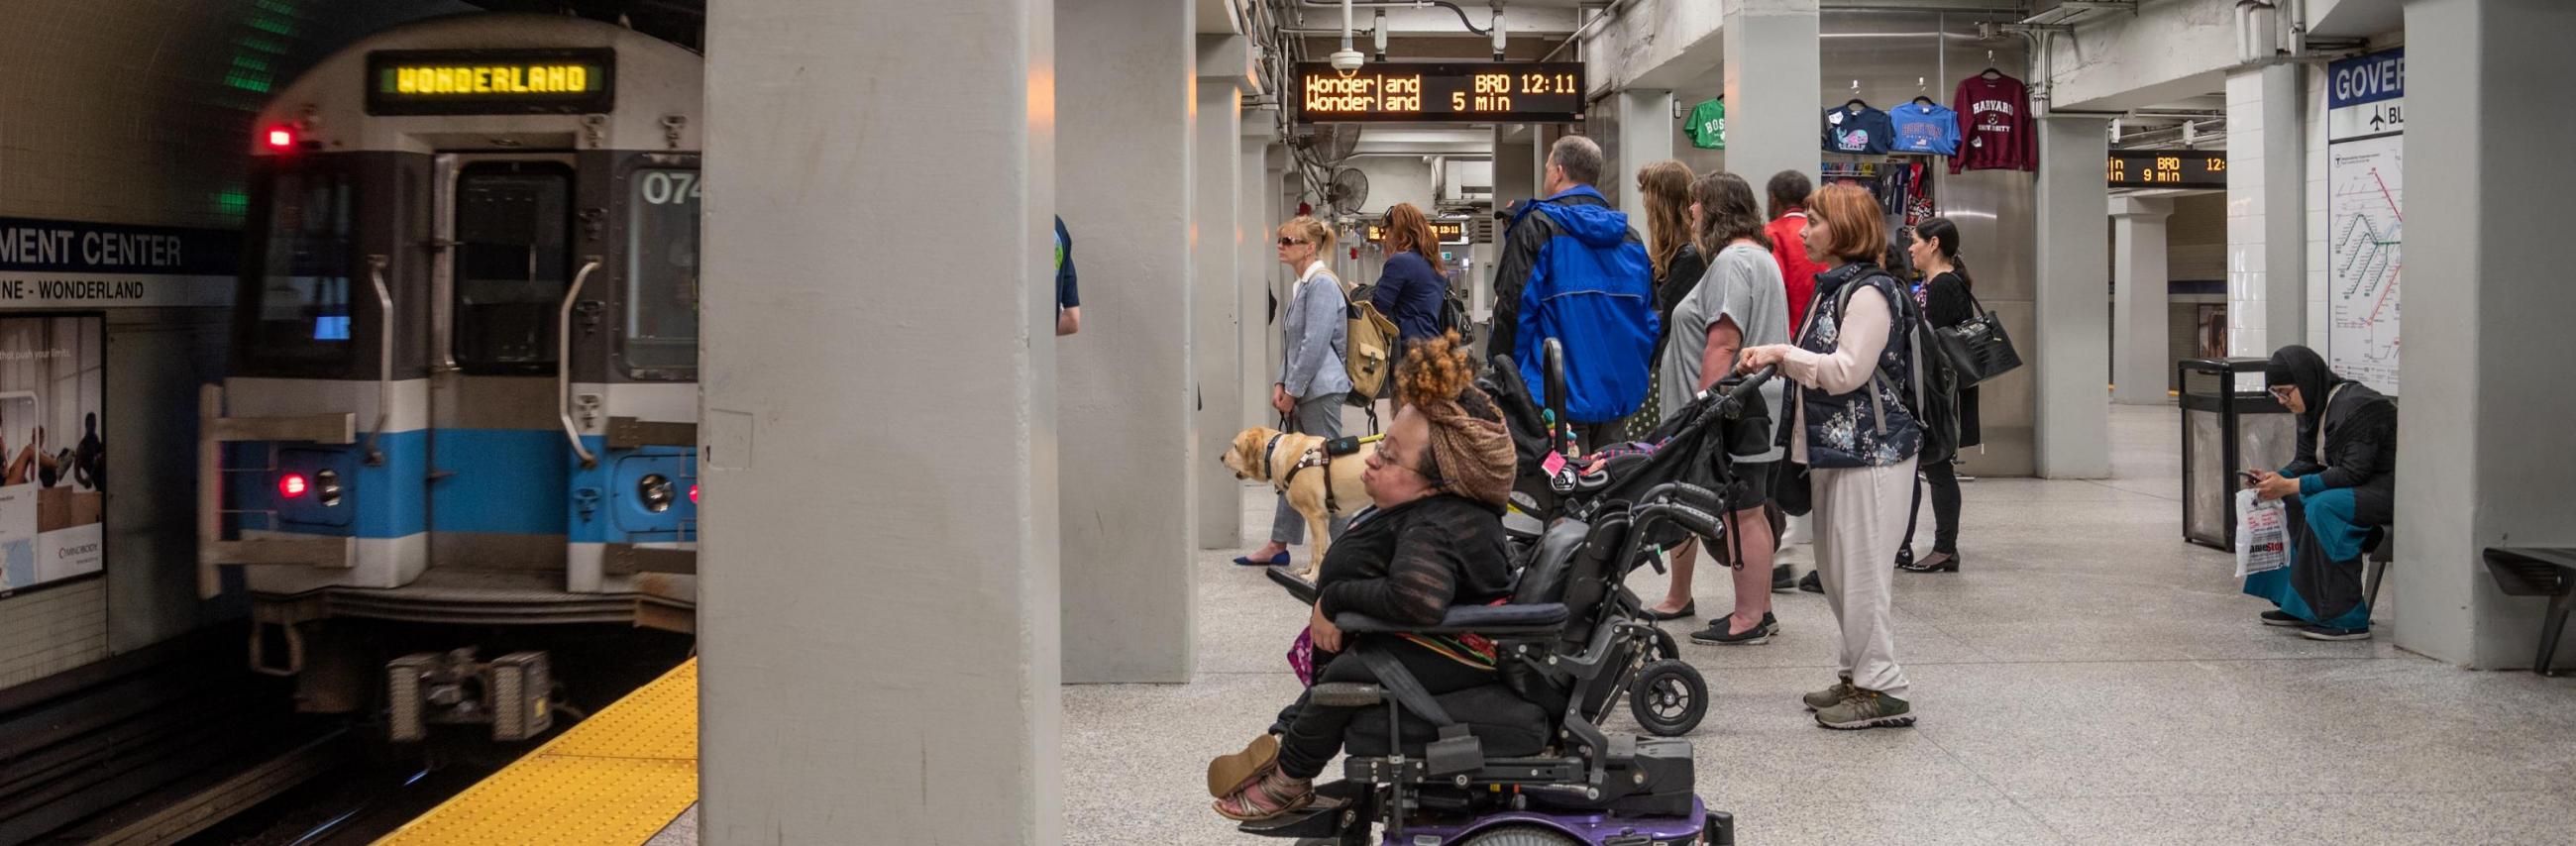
[1691,365,1778,417]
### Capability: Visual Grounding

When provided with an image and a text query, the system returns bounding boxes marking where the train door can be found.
[566,156,698,617]
[425,155,581,576]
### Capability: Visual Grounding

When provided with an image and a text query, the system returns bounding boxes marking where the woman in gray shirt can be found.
[1234,216,1353,568]
[1640,172,1792,646]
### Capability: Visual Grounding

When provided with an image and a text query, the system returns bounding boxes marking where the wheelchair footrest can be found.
[1234,784,1363,839]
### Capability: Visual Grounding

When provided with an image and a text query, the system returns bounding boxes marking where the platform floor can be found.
[1064,404,2576,845]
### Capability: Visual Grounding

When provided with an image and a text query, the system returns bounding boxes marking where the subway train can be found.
[200,14,699,739]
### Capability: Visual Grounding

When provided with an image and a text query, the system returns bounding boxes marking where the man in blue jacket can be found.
[1487,135,1658,449]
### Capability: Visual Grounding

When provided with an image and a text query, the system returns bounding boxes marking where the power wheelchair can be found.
[1242,364,1774,845]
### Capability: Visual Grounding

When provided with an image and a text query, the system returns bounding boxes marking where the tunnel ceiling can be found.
[459,0,703,51]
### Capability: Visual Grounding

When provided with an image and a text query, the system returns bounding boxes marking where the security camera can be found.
[1330,49,1366,76]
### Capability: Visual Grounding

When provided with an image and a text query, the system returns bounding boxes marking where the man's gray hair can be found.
[1548,135,1604,187]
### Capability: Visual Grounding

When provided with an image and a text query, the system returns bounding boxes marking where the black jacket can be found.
[1315,495,1514,626]
[2285,380,2396,501]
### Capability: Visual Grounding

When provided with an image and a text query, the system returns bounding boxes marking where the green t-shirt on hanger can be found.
[1684,98,1725,150]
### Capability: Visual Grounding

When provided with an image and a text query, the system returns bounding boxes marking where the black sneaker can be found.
[2300,624,2371,641]
[1690,612,1777,645]
[1898,551,1960,574]
[1893,545,1914,570]
[1797,571,1823,593]
[2259,609,2304,627]
[1771,563,1796,592]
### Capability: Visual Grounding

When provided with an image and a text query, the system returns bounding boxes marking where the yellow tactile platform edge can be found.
[376,659,699,846]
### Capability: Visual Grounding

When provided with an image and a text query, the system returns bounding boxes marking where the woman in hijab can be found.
[1210,331,1521,821]
[2243,345,2396,641]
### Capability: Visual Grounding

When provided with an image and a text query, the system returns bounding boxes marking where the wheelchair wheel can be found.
[1629,659,1707,737]
[1456,824,1584,845]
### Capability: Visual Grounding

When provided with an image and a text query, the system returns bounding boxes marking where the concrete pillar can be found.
[698,0,1057,841]
[1721,0,1821,203]
[2395,0,2576,670]
[1487,125,1539,323]
[2110,196,2174,405]
[2031,115,2111,478]
[1238,126,1273,497]
[2223,64,2307,356]
[1615,89,1674,222]
[1194,40,1247,550]
[1058,0,1195,684]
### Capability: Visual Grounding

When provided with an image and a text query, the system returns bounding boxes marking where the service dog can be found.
[1224,426,1374,578]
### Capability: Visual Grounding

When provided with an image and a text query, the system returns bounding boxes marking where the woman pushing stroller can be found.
[1210,331,1523,822]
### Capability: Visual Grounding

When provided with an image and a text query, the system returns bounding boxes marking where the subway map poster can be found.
[2325,50,2403,394]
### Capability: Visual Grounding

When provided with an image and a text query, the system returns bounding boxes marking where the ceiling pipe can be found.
[1298,0,1491,36]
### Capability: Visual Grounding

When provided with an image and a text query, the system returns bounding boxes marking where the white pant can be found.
[1812,459,1916,699]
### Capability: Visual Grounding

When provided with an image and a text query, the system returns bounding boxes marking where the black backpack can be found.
[1437,281,1473,344]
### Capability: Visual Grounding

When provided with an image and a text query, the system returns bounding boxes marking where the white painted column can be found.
[2395,0,2576,670]
[1057,0,1195,684]
[1722,0,1821,202]
[1615,89,1674,222]
[1486,125,1539,328]
[1238,128,1273,497]
[2110,196,2174,405]
[2224,64,2307,356]
[1194,40,1247,550]
[2032,115,2111,478]
[698,0,1058,841]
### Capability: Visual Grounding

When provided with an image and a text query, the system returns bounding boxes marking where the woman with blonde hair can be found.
[1234,215,1353,569]
[1738,183,1921,729]
[1617,159,1707,447]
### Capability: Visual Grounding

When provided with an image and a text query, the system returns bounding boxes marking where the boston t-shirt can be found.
[1822,104,1895,155]
[1684,98,1725,150]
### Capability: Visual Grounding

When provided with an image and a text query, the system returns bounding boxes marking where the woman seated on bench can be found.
[2244,345,2396,641]
[1211,331,1520,822]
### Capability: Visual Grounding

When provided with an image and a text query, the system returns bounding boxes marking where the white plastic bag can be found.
[2234,488,2288,578]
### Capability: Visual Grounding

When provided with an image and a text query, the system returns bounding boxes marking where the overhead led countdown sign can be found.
[366,49,617,116]
[1298,62,1585,123]
[2106,150,2227,189]
[1366,220,1469,246]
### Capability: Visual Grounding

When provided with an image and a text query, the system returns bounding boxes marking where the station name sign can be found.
[2326,48,2403,142]
[1366,220,1469,245]
[2106,150,2226,189]
[367,49,616,116]
[1299,62,1584,123]
[0,217,238,308]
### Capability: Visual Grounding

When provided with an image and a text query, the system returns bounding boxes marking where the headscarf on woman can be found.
[2262,345,2346,426]
[1395,332,1517,508]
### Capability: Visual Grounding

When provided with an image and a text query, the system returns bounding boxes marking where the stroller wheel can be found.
[1629,659,1708,737]
[1649,627,1680,662]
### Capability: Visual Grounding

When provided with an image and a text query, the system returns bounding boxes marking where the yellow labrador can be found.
[1223,426,1374,577]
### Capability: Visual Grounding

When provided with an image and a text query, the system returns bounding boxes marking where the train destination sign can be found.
[1366,220,1468,245]
[367,49,616,116]
[1298,62,1584,123]
[2106,150,2227,189]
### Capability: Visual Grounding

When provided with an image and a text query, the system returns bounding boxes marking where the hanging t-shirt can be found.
[1684,98,1725,150]
[1950,72,2036,173]
[1888,101,1961,156]
[1821,104,1895,154]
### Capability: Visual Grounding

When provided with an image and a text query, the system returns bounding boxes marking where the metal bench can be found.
[2481,547,2576,677]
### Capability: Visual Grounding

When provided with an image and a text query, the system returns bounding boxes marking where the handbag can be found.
[1930,287,2023,387]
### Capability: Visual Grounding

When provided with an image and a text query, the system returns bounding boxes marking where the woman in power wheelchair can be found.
[1210,333,1752,845]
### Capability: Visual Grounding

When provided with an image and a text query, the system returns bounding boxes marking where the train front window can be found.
[623,168,698,376]
[247,167,356,366]
[453,162,573,373]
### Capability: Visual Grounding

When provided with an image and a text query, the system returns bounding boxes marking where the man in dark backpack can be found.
[1487,135,1659,450]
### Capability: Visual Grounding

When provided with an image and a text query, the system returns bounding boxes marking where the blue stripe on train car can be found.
[429,428,572,535]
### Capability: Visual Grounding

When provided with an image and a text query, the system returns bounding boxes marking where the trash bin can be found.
[2179,358,2297,550]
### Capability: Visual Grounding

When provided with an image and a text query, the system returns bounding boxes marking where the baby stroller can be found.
[1476,341,1777,737]
[1254,477,1752,845]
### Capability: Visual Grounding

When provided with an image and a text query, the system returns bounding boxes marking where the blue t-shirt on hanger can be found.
[1822,103,1895,154]
[1889,101,1961,156]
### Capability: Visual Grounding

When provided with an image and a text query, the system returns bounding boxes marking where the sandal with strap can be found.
[1212,771,1315,822]
[1206,733,1279,798]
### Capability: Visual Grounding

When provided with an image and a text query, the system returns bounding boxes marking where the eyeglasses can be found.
[2268,385,2296,402]
[1277,237,1306,247]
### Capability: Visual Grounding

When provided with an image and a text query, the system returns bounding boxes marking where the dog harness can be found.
[1265,432,1383,514]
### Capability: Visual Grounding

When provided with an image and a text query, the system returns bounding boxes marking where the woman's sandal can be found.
[1206,733,1279,798]
[1212,770,1315,822]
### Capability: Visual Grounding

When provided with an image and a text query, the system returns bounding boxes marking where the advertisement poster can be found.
[0,315,105,598]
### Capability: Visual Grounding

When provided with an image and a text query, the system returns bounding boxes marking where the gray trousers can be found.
[1271,395,1350,545]
[1812,459,1917,699]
